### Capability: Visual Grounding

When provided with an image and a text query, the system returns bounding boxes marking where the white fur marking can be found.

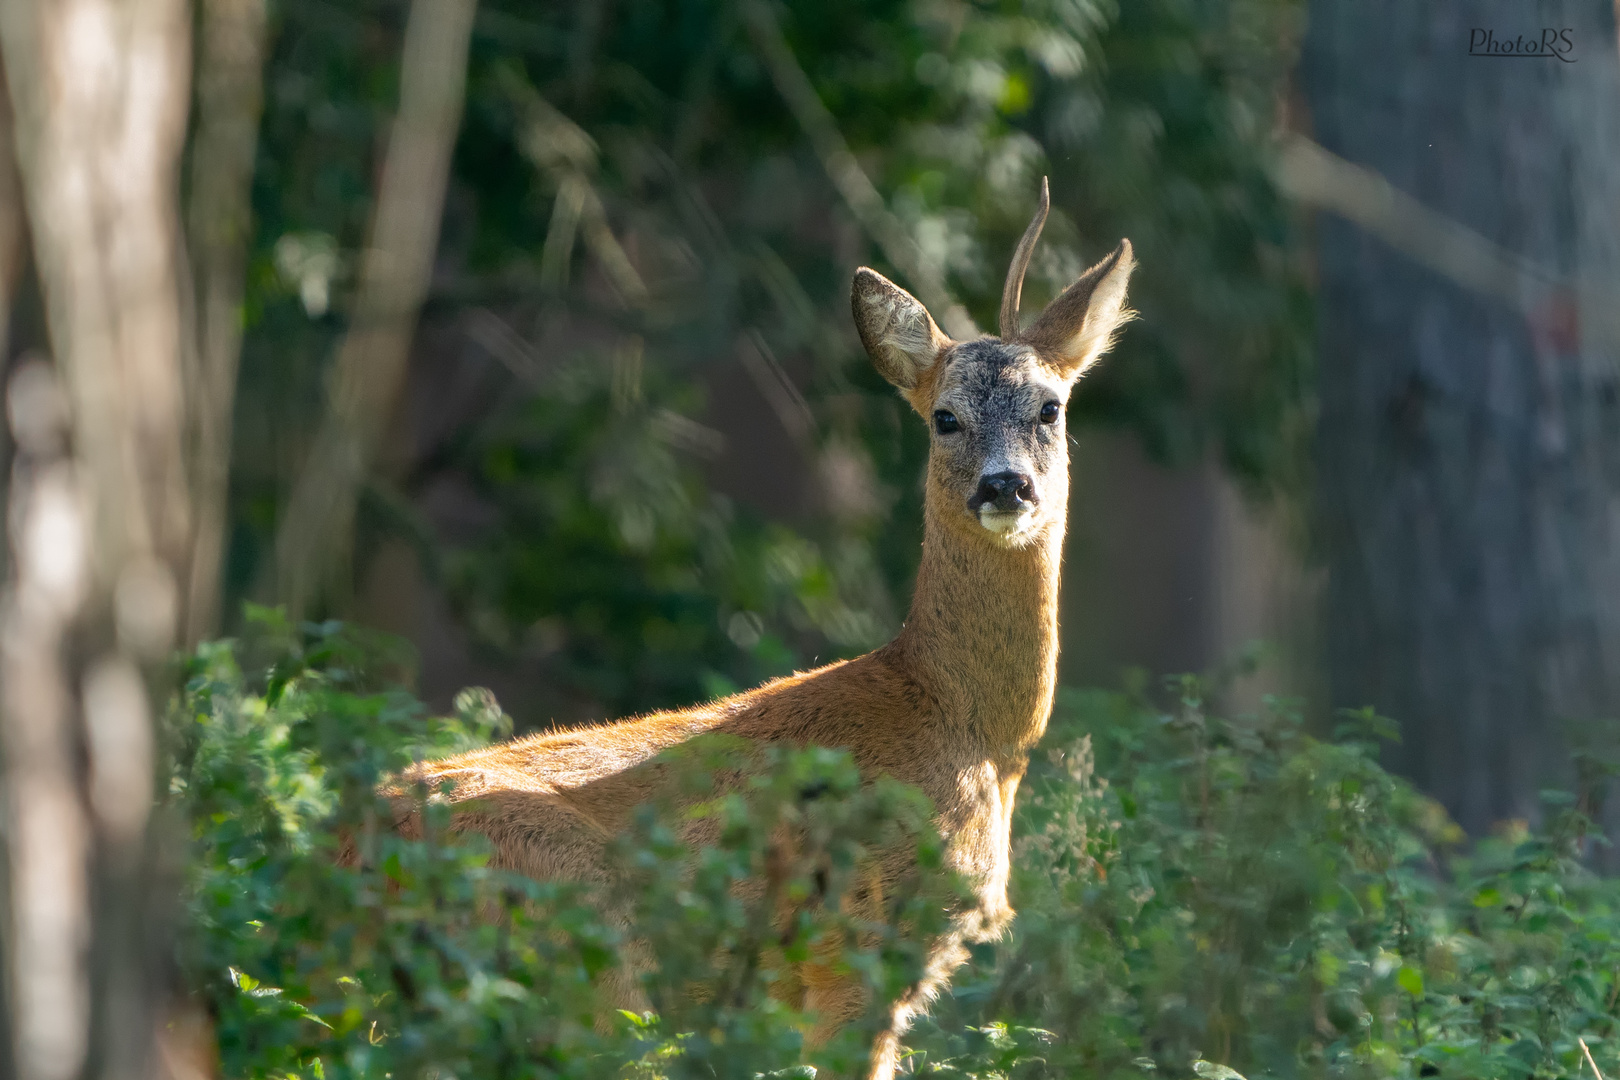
[977,506,1037,539]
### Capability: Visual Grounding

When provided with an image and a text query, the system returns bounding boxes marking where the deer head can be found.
[851,179,1135,547]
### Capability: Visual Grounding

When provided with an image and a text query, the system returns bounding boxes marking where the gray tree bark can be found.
[0,0,194,1075]
[1304,0,1620,833]
[183,0,267,645]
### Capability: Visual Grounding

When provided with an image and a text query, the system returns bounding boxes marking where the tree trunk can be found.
[182,0,268,645]
[1304,0,1620,833]
[0,0,194,1075]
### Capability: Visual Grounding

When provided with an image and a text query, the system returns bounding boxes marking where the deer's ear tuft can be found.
[851,268,952,391]
[1022,239,1136,378]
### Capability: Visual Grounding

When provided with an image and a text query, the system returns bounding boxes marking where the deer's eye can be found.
[1039,402,1061,424]
[934,410,960,435]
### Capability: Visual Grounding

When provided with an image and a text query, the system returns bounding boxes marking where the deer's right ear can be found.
[851,268,951,391]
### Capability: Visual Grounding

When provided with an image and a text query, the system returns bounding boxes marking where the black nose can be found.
[969,471,1036,512]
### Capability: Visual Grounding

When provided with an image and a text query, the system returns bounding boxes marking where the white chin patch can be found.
[977,507,1037,541]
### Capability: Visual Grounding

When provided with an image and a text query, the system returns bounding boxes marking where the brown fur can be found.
[389,189,1134,1079]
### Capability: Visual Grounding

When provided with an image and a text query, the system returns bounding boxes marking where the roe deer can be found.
[392,180,1133,1079]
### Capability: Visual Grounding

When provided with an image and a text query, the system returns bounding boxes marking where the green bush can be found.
[170,620,1620,1079]
[919,679,1620,1080]
[169,611,952,1080]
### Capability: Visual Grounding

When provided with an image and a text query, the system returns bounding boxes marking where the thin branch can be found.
[183,0,268,644]
[1583,1036,1606,1080]
[741,1,978,340]
[0,69,24,367]
[271,0,479,618]
[1275,134,1559,305]
[502,70,649,307]
[1275,133,1620,353]
[739,329,814,445]
[0,64,26,593]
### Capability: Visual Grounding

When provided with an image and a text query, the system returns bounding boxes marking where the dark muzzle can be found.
[968,471,1036,513]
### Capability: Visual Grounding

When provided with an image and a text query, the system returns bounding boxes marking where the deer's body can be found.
[399,183,1133,1079]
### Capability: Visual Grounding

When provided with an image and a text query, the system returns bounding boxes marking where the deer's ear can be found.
[1022,240,1135,378]
[851,268,951,391]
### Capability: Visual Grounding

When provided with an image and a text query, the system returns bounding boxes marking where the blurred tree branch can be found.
[0,73,24,378]
[0,68,26,593]
[501,69,649,307]
[1276,133,1559,304]
[271,0,478,618]
[740,1,978,340]
[1276,133,1620,354]
[182,0,267,644]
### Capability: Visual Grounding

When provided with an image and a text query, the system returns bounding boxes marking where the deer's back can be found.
[403,644,1020,924]
[408,645,972,824]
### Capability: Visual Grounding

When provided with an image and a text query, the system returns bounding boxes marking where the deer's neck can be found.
[893,485,1064,756]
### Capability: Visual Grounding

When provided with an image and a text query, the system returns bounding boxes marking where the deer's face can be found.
[850,184,1134,549]
[919,340,1072,545]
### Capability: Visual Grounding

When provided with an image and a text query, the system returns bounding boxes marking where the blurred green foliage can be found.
[224,0,1310,718]
[174,619,1620,1080]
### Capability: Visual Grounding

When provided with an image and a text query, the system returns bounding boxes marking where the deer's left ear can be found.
[1022,239,1135,378]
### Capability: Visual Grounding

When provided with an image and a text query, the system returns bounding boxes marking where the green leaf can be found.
[1397,965,1425,997]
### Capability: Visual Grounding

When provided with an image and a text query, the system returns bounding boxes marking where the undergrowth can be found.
[169,616,1620,1079]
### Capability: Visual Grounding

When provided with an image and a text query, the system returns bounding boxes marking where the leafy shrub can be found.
[169,612,951,1079]
[920,678,1620,1080]
[171,620,1620,1080]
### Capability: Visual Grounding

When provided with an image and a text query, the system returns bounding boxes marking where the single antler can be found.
[999,176,1050,340]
